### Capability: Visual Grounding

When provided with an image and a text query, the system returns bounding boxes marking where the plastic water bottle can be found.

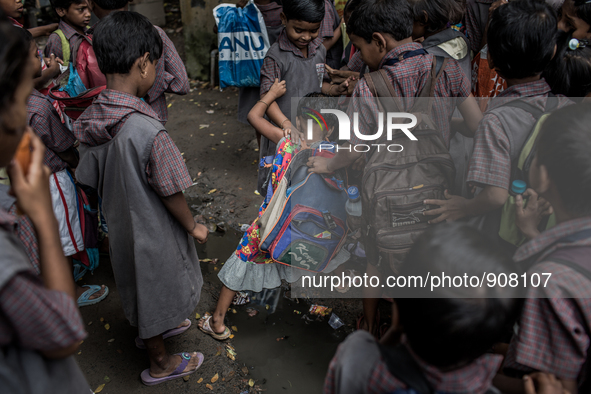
[345,186,363,232]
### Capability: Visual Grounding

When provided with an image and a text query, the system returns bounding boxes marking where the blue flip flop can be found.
[77,285,109,307]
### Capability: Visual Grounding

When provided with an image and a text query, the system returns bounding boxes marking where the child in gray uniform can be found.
[73,12,208,385]
[256,0,337,194]
[0,17,90,393]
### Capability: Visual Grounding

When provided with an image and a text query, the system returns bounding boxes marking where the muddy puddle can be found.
[196,230,346,393]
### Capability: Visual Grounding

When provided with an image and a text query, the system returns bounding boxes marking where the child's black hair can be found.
[282,0,324,24]
[537,103,591,217]
[296,92,340,133]
[396,223,523,368]
[487,0,557,80]
[15,25,34,45]
[544,31,591,97]
[343,0,361,18]
[0,13,29,116]
[347,0,413,43]
[93,11,162,75]
[91,0,129,10]
[49,0,87,11]
[408,0,465,35]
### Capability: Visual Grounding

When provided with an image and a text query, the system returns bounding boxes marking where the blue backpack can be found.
[259,147,348,272]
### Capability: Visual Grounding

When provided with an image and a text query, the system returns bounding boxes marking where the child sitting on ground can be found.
[88,0,190,124]
[21,26,109,306]
[324,222,523,393]
[44,0,91,61]
[74,11,208,385]
[493,103,591,394]
[198,88,344,340]
[424,0,571,234]
[0,16,90,393]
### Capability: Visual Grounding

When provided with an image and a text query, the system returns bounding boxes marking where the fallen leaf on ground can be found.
[197,378,203,383]
[206,110,214,114]
[242,367,249,375]
[107,338,115,343]
[208,189,217,194]
[183,375,190,381]
[249,379,255,387]
[211,373,219,383]
[104,324,110,330]
[100,317,104,322]
[195,313,201,319]
[231,308,237,314]
[104,376,110,383]
[206,383,213,390]
[167,103,172,108]
[94,384,105,393]
[231,326,238,332]
[229,334,235,339]
[199,124,209,129]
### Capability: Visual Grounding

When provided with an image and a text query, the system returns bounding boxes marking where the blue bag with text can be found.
[259,146,349,272]
[213,0,271,88]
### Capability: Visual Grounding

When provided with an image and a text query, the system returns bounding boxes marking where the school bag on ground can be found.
[259,146,349,272]
[362,56,455,273]
[214,0,271,88]
[494,97,558,247]
[48,31,106,120]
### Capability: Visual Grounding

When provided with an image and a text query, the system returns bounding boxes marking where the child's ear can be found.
[536,163,552,195]
[139,52,150,77]
[372,32,387,52]
[56,7,67,18]
[325,126,335,140]
[280,12,287,26]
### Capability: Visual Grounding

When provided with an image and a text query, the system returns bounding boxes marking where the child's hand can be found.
[7,130,53,224]
[333,76,356,96]
[189,222,209,244]
[524,373,570,394]
[423,190,468,224]
[326,64,346,84]
[45,54,64,78]
[306,156,333,174]
[267,78,287,100]
[284,125,308,148]
[516,188,553,240]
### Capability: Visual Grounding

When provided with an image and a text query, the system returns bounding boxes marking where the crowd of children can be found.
[2,0,591,392]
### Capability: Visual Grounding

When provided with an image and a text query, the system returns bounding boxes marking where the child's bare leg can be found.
[199,285,235,334]
[143,335,200,377]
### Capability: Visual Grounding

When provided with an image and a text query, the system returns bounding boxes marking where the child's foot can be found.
[141,352,204,385]
[76,284,109,307]
[198,314,231,340]
[149,352,202,378]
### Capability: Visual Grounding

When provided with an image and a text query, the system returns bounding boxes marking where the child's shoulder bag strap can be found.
[54,29,71,67]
